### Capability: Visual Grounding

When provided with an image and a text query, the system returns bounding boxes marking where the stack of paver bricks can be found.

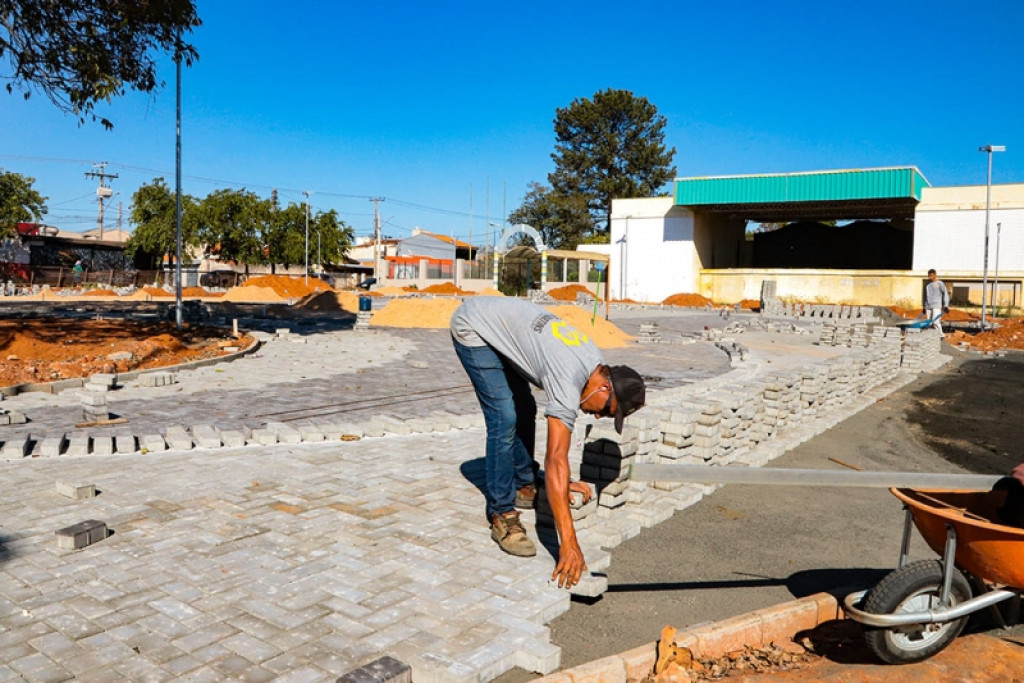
[901,328,944,372]
[636,322,661,344]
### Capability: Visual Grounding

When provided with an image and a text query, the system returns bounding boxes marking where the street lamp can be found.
[980,144,1006,329]
[993,222,1002,317]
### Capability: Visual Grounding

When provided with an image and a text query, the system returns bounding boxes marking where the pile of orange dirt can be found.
[547,284,594,301]
[0,319,254,387]
[947,316,1024,352]
[663,293,713,307]
[738,299,760,311]
[241,274,330,299]
[376,285,409,296]
[888,305,976,322]
[142,286,174,298]
[294,290,360,313]
[420,282,470,295]
[82,288,119,297]
[478,288,504,297]
[182,286,221,298]
[220,286,285,303]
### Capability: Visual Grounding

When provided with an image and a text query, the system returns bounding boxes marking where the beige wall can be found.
[700,269,933,306]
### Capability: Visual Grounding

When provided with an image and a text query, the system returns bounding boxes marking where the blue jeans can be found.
[453,338,537,519]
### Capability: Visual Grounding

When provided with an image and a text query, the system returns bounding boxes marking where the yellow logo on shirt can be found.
[552,321,589,347]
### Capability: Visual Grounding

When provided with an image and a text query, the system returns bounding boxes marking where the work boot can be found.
[515,483,537,510]
[490,510,536,557]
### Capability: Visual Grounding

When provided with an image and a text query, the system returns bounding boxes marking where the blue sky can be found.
[2,0,1022,245]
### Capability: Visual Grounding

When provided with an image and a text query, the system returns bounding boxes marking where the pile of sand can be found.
[547,284,594,301]
[376,286,409,296]
[242,275,330,299]
[82,288,119,297]
[420,282,470,295]
[477,288,504,297]
[182,286,218,298]
[294,290,360,313]
[221,286,284,303]
[738,299,760,310]
[371,298,462,328]
[663,293,713,307]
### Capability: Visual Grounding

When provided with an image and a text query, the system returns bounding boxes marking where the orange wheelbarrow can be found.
[844,486,1024,664]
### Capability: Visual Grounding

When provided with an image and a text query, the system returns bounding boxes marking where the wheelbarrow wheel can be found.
[862,559,971,664]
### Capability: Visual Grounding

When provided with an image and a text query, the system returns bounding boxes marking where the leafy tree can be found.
[0,168,47,235]
[264,203,355,270]
[507,182,594,250]
[195,188,271,271]
[548,88,676,237]
[124,177,198,268]
[1,1,201,128]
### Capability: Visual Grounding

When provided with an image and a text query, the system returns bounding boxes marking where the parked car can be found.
[199,270,237,288]
[356,277,377,290]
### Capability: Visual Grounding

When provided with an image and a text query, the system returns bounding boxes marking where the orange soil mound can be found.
[477,288,504,297]
[82,288,119,297]
[543,305,633,349]
[371,298,463,328]
[420,282,470,295]
[376,286,409,296]
[242,274,330,299]
[663,293,713,307]
[548,284,594,301]
[295,290,360,313]
[889,306,976,322]
[947,316,1024,352]
[142,286,174,298]
[0,319,253,387]
[182,286,215,298]
[220,286,284,303]
[738,299,760,310]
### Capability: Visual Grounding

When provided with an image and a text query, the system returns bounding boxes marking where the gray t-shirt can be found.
[923,280,949,310]
[451,297,604,431]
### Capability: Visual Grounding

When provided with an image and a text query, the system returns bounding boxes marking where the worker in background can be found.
[923,269,950,335]
[72,260,84,287]
[450,297,646,588]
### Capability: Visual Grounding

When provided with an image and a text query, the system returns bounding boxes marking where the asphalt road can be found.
[497,349,1024,681]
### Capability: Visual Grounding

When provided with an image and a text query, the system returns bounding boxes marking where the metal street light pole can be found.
[979,144,1005,330]
[993,222,1002,317]
[174,31,183,330]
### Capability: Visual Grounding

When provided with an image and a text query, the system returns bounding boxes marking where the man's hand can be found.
[553,538,587,588]
[568,480,593,505]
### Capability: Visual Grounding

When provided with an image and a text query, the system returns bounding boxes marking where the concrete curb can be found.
[534,592,843,682]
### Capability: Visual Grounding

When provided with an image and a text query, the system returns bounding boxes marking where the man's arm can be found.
[545,416,586,588]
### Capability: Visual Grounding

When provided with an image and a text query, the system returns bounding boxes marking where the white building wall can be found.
[913,184,1024,273]
[610,197,697,302]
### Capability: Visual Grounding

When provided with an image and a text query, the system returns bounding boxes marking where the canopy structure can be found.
[674,167,930,222]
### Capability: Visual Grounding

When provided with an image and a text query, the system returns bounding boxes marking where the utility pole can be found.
[84,162,118,240]
[117,202,123,239]
[303,191,310,285]
[371,197,385,280]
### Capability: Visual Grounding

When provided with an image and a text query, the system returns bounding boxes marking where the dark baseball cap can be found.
[608,365,646,433]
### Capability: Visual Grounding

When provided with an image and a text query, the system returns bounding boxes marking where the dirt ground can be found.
[0,319,253,387]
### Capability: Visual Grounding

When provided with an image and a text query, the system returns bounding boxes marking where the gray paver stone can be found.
[56,519,108,550]
[55,480,96,499]
[91,436,114,455]
[141,434,167,452]
[39,434,67,457]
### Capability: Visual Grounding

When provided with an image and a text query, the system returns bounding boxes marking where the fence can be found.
[0,265,166,289]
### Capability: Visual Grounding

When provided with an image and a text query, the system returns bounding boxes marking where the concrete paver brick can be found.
[1,434,29,459]
[38,434,67,457]
[191,425,223,449]
[55,519,108,550]
[114,433,137,454]
[141,434,167,452]
[90,435,113,455]
[55,480,96,499]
